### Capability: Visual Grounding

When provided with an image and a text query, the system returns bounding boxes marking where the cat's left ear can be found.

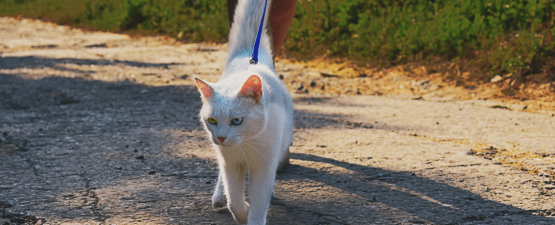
[194,77,214,98]
[238,75,263,104]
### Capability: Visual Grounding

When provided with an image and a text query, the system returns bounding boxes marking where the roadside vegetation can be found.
[1,0,554,91]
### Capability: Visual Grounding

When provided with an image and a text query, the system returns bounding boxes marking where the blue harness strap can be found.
[250,0,269,65]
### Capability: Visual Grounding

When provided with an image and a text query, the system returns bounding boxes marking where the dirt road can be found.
[1,17,554,225]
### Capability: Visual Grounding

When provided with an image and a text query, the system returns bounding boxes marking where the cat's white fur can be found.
[193,0,293,224]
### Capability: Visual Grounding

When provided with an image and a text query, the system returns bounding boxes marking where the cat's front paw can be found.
[212,192,226,208]
[229,202,249,224]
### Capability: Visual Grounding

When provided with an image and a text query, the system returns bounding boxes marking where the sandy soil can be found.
[1,17,554,225]
[277,51,555,113]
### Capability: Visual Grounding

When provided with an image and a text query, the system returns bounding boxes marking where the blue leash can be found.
[250,0,269,65]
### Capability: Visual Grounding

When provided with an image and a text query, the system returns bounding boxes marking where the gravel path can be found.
[1,17,554,225]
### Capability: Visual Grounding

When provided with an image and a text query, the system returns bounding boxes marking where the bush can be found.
[1,0,554,79]
[288,0,555,78]
[0,0,229,42]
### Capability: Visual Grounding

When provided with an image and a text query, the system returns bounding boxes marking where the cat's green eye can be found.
[207,118,217,124]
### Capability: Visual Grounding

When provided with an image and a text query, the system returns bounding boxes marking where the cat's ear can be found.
[238,75,263,104]
[194,77,214,98]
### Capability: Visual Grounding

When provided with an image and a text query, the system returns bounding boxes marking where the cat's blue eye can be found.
[231,118,243,125]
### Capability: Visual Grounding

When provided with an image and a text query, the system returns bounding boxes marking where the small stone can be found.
[495,190,503,194]
[321,72,338,78]
[136,155,144,160]
[490,75,503,82]
[307,71,321,77]
[148,171,156,174]
[55,93,80,105]
[10,218,26,224]
[297,83,304,91]
[0,200,13,208]
[279,74,284,80]
[140,89,149,94]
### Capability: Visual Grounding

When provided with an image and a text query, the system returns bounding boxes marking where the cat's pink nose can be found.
[218,137,226,143]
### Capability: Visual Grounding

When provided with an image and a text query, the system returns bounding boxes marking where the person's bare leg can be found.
[269,0,296,56]
[227,0,296,56]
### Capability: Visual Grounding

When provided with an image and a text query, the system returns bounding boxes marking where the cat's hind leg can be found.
[212,172,226,208]
[276,143,292,173]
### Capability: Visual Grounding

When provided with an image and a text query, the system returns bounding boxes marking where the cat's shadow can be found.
[268,152,551,224]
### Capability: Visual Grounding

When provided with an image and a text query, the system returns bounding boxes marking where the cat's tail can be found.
[226,0,273,68]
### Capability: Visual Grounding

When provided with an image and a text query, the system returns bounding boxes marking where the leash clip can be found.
[250,0,268,65]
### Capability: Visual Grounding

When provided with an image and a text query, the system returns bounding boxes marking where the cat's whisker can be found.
[229,147,240,182]
[237,146,250,181]
[242,142,271,165]
[245,145,263,168]
[240,145,259,169]
[187,109,202,119]
[245,144,279,148]
[244,141,280,147]
[244,133,282,145]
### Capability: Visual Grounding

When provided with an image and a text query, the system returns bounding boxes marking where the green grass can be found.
[1,0,554,81]
[288,0,555,80]
[0,0,230,42]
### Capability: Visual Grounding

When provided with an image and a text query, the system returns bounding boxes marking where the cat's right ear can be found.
[194,77,214,98]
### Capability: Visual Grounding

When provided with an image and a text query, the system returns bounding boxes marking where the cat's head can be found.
[194,74,266,147]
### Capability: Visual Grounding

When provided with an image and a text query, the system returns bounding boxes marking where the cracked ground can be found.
[1,17,554,225]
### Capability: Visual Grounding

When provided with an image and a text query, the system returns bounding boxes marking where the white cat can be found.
[193,0,293,224]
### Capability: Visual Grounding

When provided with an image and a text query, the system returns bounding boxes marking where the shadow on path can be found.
[271,153,552,224]
[0,56,184,74]
[0,65,551,224]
